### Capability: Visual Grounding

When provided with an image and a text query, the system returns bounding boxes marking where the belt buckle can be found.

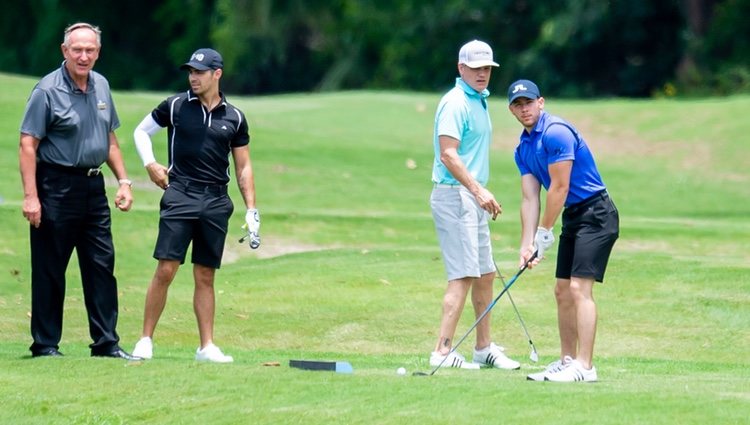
[87,168,101,176]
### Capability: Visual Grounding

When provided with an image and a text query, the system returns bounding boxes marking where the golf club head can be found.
[412,371,429,376]
[530,349,539,363]
[249,232,261,249]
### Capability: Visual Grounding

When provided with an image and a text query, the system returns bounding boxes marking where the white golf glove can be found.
[245,208,261,249]
[534,226,555,258]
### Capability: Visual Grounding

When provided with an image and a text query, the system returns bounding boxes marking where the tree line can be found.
[2,0,747,97]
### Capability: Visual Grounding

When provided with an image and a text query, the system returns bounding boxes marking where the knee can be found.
[442,292,466,315]
[153,262,179,286]
[194,265,216,287]
[569,280,594,303]
[554,283,572,305]
[442,293,459,310]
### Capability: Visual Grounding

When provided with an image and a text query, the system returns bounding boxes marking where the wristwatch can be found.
[118,178,133,187]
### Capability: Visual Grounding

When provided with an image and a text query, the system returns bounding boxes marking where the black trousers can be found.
[29,165,120,355]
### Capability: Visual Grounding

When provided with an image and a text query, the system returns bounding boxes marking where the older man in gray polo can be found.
[19,22,139,360]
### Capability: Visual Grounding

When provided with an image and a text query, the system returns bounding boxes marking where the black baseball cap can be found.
[180,48,223,71]
[507,79,541,103]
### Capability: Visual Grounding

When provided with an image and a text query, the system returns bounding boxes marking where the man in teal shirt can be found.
[428,40,519,371]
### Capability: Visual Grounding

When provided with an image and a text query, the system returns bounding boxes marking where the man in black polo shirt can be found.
[19,22,139,360]
[131,48,260,362]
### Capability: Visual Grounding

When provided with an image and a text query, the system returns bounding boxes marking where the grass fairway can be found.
[0,72,748,424]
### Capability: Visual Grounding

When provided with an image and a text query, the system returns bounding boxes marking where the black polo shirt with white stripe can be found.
[151,90,249,185]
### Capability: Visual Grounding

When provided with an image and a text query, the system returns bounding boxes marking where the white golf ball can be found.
[396,367,406,375]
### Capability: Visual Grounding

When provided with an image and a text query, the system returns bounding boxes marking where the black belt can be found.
[170,180,228,195]
[40,162,102,176]
[566,190,608,213]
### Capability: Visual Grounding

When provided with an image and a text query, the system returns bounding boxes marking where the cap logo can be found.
[192,53,205,61]
[512,84,528,94]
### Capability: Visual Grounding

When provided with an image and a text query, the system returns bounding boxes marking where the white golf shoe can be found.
[544,359,597,382]
[430,351,480,369]
[195,343,234,363]
[526,356,572,381]
[132,337,153,360]
[473,343,520,370]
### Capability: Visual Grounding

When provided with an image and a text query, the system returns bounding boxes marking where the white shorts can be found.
[430,186,495,281]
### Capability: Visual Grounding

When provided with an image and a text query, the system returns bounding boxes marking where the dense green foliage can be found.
[1,72,749,423]
[1,0,748,96]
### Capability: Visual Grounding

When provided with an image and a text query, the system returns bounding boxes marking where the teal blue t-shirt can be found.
[431,78,492,186]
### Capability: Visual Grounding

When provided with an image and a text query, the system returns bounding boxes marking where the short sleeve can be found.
[514,147,531,176]
[435,97,466,141]
[20,88,49,140]
[108,92,120,132]
[232,108,250,148]
[543,123,577,164]
[151,98,173,128]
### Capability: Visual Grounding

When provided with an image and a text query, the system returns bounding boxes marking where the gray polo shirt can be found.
[20,62,120,168]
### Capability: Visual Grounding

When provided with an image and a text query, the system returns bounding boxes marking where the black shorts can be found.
[556,190,619,282]
[153,180,234,269]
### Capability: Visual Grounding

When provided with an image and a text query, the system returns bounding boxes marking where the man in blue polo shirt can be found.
[508,79,619,382]
[130,48,260,363]
[428,40,520,371]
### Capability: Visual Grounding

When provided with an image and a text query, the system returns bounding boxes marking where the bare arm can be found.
[519,174,541,266]
[541,160,571,230]
[439,135,501,219]
[104,131,133,211]
[232,145,256,209]
[19,133,41,227]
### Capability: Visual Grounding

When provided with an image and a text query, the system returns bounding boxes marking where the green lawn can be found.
[0,72,748,424]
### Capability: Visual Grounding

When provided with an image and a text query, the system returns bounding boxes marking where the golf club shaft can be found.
[493,259,538,358]
[506,289,538,357]
[239,222,249,243]
[428,251,538,375]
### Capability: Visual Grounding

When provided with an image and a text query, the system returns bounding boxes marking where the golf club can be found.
[413,251,538,376]
[238,223,260,248]
[239,222,249,243]
[493,258,539,363]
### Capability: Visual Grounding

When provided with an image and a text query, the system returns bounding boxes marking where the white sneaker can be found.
[195,343,234,363]
[430,351,480,369]
[132,337,153,360]
[526,356,572,381]
[473,343,520,370]
[544,359,597,382]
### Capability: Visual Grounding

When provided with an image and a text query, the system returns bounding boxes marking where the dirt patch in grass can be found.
[223,235,333,263]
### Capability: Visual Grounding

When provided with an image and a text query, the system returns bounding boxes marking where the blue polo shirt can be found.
[514,111,605,206]
[432,78,492,186]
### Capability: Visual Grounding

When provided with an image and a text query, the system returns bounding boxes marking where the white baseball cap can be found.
[458,40,499,68]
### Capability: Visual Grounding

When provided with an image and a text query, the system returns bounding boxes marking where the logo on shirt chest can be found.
[97,100,107,110]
